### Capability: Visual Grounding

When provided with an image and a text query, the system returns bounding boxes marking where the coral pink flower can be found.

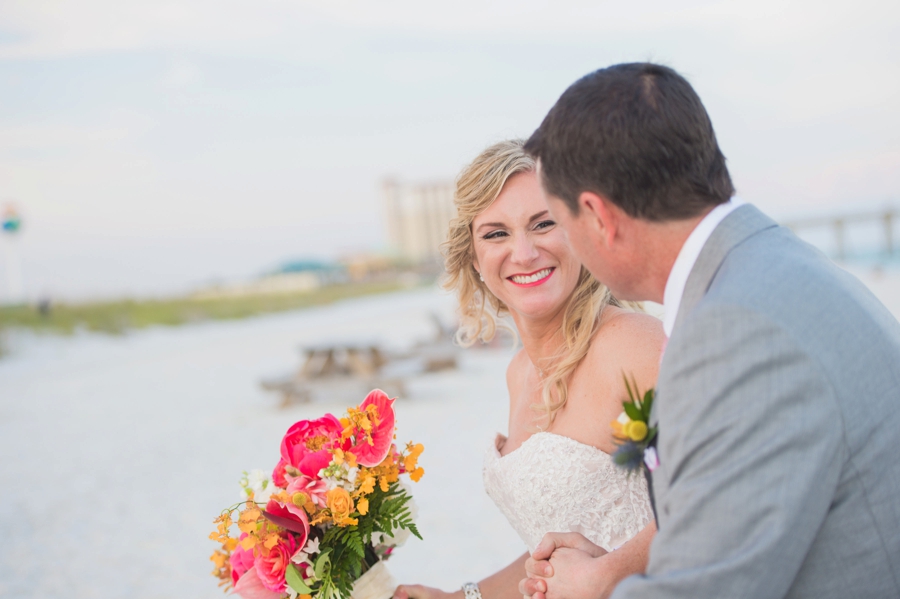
[264,499,310,548]
[277,415,344,480]
[233,567,284,599]
[283,475,328,518]
[272,458,289,488]
[230,533,256,586]
[352,389,396,467]
[255,532,301,593]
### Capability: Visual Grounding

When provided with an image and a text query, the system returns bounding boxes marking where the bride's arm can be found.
[395,551,529,599]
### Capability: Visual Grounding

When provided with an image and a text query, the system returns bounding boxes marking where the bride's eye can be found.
[534,220,555,230]
[483,230,508,240]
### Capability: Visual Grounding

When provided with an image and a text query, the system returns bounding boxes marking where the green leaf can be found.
[623,374,637,403]
[314,551,331,580]
[286,564,314,594]
[641,389,654,419]
[623,401,642,422]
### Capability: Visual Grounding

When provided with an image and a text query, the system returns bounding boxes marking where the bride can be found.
[395,140,665,599]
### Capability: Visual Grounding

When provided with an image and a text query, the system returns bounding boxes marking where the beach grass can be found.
[0,280,411,336]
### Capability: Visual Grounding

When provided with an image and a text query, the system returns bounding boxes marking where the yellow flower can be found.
[238,506,261,534]
[409,467,424,482]
[404,443,424,473]
[357,497,370,515]
[357,473,376,495]
[327,487,354,522]
[625,420,648,442]
[210,550,227,569]
[240,535,257,550]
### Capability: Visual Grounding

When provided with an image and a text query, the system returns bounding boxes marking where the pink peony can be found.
[255,532,300,593]
[230,533,256,586]
[276,415,344,480]
[352,389,396,467]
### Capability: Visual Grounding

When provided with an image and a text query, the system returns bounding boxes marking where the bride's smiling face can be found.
[472,170,582,322]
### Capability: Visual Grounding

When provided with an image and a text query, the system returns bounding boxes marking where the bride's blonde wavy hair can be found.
[442,139,622,427]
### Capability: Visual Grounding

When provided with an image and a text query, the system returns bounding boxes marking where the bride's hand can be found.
[532,532,608,563]
[533,547,615,599]
[394,584,461,599]
[521,533,608,599]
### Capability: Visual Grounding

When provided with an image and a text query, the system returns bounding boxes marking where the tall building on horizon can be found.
[382,179,456,265]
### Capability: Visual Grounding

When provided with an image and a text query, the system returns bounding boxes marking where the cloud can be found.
[2,0,897,59]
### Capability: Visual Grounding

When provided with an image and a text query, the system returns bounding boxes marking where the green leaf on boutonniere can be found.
[623,401,643,422]
[641,389,654,420]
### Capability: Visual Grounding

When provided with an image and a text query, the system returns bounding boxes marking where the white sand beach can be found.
[2,268,899,598]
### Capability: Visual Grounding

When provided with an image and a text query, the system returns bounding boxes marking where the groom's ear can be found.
[577,191,619,249]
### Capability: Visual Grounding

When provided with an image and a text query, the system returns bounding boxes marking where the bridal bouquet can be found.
[210,389,424,599]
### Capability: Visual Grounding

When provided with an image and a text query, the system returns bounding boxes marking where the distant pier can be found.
[784,208,897,262]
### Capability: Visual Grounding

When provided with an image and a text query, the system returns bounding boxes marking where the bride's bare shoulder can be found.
[588,307,666,387]
[506,348,530,394]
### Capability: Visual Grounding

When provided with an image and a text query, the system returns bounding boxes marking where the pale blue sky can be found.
[0,0,898,300]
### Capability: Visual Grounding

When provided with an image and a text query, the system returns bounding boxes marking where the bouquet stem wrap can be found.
[351,561,397,599]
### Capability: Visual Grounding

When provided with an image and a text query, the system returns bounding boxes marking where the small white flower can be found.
[304,538,321,555]
[244,469,275,503]
[617,411,631,425]
[347,467,359,484]
[287,588,299,599]
[291,550,309,565]
[643,446,660,472]
[247,469,269,488]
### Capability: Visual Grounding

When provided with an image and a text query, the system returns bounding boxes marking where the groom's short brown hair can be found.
[524,63,734,221]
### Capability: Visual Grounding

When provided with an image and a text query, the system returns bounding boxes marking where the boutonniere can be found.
[611,376,659,475]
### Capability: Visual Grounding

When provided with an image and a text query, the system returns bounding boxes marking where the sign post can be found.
[1,203,24,305]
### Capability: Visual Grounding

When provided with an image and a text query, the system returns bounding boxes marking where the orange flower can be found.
[409,467,424,482]
[327,487,356,525]
[404,443,424,473]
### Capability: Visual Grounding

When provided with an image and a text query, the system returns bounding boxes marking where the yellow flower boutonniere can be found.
[611,375,658,475]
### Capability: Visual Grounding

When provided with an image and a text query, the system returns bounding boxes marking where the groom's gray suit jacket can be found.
[614,205,900,598]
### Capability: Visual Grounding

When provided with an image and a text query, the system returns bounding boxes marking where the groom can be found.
[518,63,900,598]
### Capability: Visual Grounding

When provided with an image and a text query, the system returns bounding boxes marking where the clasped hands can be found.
[519,533,614,599]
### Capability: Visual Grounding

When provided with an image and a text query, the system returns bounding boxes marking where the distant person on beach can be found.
[517,62,900,599]
[393,140,666,599]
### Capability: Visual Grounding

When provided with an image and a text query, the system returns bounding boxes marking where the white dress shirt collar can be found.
[662,197,745,337]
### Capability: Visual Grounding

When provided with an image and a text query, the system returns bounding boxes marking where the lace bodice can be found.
[483,432,653,553]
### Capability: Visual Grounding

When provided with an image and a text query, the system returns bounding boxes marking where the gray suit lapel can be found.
[647,205,778,526]
[672,204,779,334]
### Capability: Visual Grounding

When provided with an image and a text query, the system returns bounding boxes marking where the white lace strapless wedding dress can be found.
[483,432,653,553]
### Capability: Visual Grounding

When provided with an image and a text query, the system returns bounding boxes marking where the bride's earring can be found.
[479,273,484,282]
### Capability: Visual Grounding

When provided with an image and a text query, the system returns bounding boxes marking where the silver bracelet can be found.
[462,582,482,599]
